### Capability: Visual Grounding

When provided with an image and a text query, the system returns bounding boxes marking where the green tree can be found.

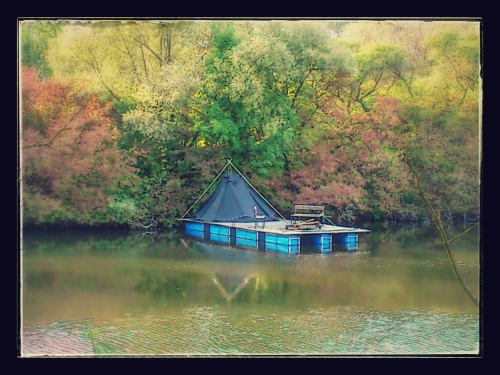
[194,23,299,175]
[426,28,480,109]
[21,20,65,78]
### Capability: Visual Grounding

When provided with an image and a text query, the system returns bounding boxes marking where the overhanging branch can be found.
[404,154,479,308]
[23,98,92,150]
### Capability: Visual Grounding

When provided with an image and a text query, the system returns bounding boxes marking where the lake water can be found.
[20,224,480,356]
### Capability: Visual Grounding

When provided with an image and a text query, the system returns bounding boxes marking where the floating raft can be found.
[184,220,370,253]
[180,159,371,254]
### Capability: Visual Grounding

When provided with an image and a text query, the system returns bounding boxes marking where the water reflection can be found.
[21,225,480,355]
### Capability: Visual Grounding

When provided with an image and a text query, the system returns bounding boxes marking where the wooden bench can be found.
[290,205,325,227]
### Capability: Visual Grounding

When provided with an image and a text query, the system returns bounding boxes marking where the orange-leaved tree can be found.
[21,67,139,225]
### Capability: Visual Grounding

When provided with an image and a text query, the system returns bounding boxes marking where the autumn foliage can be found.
[22,67,138,225]
[20,21,480,227]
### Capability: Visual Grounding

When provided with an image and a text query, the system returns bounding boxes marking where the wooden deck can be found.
[198,220,371,235]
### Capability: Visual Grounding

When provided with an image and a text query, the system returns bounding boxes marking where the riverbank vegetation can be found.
[20,20,480,229]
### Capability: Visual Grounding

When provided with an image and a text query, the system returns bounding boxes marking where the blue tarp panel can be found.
[265,234,299,253]
[236,237,258,248]
[332,233,358,251]
[185,222,204,232]
[301,233,331,252]
[209,224,230,243]
[186,229,204,239]
[321,234,331,252]
[210,225,230,236]
[236,229,258,241]
[210,233,230,244]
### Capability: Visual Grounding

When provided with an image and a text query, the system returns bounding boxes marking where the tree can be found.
[396,104,480,220]
[284,96,412,222]
[426,27,480,110]
[22,67,138,225]
[194,23,299,174]
[22,20,480,227]
[46,21,211,106]
[21,20,66,78]
[342,42,413,111]
[194,22,354,176]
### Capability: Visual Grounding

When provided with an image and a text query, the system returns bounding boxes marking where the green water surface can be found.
[20,225,480,356]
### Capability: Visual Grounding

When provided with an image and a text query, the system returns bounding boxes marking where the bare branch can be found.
[359,68,386,101]
[133,32,164,66]
[449,223,479,243]
[24,98,92,150]
[119,35,142,85]
[138,44,149,81]
[404,154,479,308]
[291,69,311,108]
[82,45,122,101]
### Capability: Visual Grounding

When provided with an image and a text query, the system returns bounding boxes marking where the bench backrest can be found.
[294,204,325,212]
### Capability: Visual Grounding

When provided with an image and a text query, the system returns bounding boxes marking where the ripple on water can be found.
[22,307,479,356]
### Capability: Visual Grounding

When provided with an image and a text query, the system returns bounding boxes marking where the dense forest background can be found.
[20,20,481,229]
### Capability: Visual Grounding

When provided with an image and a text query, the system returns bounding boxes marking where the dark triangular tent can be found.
[193,172,279,222]
[181,160,284,223]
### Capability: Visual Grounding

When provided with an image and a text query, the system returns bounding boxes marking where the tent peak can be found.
[180,162,285,222]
